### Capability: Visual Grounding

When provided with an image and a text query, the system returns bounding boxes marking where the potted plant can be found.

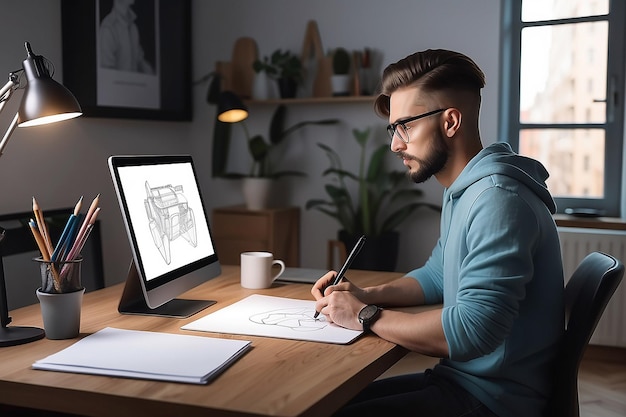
[306,128,440,271]
[330,47,351,96]
[253,49,303,98]
[221,105,338,210]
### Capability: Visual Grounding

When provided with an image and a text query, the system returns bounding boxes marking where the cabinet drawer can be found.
[213,213,269,239]
[215,239,268,265]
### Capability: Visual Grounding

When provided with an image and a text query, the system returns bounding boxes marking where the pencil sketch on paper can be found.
[181,294,363,344]
[144,180,197,264]
[249,308,328,332]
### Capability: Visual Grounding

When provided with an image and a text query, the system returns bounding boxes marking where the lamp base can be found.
[0,325,45,347]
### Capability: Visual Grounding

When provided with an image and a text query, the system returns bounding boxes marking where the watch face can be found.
[359,305,379,321]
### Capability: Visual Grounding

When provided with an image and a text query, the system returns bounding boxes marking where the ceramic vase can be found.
[242,177,272,210]
[252,71,270,100]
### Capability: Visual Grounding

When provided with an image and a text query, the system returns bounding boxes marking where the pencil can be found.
[73,195,83,216]
[29,219,50,261]
[73,194,99,246]
[29,219,61,292]
[64,207,101,263]
[32,197,54,256]
[313,235,366,319]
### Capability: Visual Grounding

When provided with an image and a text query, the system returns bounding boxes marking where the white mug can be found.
[240,251,286,289]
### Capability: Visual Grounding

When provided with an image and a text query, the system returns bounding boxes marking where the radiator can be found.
[558,227,626,347]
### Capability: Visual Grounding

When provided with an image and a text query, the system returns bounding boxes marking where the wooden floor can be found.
[379,345,626,417]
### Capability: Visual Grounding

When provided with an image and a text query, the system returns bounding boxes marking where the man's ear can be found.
[443,108,462,137]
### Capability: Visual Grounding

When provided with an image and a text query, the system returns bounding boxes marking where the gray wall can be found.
[0,0,500,289]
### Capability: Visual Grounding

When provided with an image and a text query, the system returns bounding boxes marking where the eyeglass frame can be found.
[386,108,446,143]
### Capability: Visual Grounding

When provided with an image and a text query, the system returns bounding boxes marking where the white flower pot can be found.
[252,71,270,100]
[331,74,351,96]
[242,177,272,210]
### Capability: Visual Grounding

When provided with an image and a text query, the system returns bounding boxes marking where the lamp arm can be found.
[0,75,20,159]
[0,73,18,100]
[0,113,19,158]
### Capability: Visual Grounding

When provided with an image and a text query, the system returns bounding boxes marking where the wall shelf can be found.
[245,95,375,105]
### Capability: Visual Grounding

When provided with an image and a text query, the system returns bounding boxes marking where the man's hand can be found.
[311,271,366,330]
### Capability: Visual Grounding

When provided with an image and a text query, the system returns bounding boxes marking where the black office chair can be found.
[544,251,624,417]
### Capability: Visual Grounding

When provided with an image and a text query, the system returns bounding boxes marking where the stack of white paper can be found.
[33,327,251,384]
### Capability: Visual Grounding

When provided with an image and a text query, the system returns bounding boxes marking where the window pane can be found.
[522,0,608,22]
[519,128,604,198]
[520,21,608,124]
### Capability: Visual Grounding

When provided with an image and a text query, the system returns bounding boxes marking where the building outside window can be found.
[500,0,626,216]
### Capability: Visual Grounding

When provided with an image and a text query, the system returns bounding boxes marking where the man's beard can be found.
[400,131,449,183]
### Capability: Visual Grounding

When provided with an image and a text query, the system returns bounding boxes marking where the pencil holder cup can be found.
[34,257,85,339]
[34,256,83,294]
[36,287,85,340]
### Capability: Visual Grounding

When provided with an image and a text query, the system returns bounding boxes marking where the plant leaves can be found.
[379,203,441,233]
[366,144,388,181]
[353,127,370,147]
[248,134,269,162]
[269,105,287,144]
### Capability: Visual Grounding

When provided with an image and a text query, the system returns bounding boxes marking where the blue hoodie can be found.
[407,143,564,417]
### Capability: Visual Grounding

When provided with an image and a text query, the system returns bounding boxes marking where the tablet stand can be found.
[118,260,215,319]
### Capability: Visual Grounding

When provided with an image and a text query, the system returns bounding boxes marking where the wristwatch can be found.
[358,305,382,333]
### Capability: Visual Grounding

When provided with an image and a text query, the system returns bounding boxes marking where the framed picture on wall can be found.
[61,0,191,121]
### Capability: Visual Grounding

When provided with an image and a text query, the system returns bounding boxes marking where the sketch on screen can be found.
[144,180,197,264]
[249,308,328,332]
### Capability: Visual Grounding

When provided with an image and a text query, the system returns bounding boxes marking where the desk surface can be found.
[0,265,408,417]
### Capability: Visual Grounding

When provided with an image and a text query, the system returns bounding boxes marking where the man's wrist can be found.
[358,304,383,333]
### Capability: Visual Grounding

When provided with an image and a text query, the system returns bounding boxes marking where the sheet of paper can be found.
[182,294,363,344]
[33,327,251,384]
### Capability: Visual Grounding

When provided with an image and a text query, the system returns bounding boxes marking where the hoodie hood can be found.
[447,142,557,213]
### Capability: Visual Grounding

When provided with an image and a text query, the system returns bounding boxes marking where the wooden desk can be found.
[0,266,408,417]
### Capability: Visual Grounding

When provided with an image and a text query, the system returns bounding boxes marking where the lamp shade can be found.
[17,42,82,127]
[217,91,248,123]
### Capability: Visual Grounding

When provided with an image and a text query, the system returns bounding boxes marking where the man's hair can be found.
[374,49,486,117]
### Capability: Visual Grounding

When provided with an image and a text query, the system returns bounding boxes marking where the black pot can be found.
[338,230,399,272]
[277,77,298,98]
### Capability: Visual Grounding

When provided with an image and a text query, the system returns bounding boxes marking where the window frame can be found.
[499,1,626,217]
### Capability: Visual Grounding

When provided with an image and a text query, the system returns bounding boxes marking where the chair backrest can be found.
[544,251,624,417]
[0,208,105,310]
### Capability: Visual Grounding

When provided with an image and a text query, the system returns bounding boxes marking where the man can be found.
[312,49,564,417]
[99,0,154,74]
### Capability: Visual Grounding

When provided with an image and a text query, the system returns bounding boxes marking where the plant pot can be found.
[252,71,271,100]
[242,177,273,210]
[277,77,298,99]
[331,74,351,96]
[338,230,399,272]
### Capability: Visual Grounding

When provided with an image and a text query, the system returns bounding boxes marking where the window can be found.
[499,0,626,216]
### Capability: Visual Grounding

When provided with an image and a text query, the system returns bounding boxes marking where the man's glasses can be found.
[386,109,445,143]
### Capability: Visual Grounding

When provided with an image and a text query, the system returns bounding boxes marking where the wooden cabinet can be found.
[212,205,300,266]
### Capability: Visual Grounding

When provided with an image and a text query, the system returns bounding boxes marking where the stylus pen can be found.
[313,235,366,319]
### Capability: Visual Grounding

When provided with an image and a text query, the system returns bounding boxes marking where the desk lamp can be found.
[217,91,248,123]
[195,70,248,122]
[0,42,82,347]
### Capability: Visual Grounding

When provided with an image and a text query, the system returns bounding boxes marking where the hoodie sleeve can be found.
[442,184,539,361]
[406,238,445,304]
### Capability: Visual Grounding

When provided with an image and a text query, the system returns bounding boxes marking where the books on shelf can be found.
[32,327,251,384]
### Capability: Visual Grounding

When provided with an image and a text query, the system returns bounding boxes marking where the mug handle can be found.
[271,260,286,281]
